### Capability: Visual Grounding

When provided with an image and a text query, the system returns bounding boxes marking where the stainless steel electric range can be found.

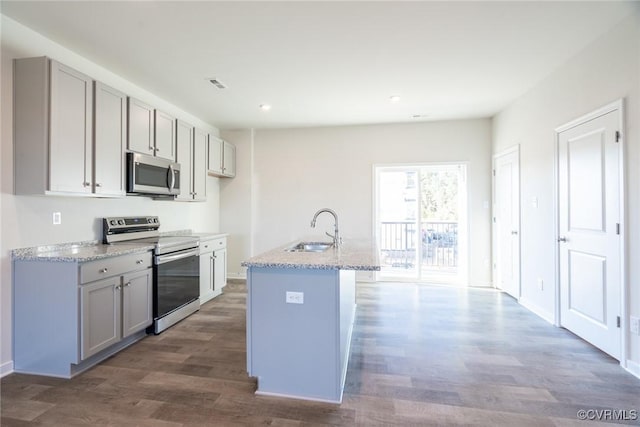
[103,216,200,334]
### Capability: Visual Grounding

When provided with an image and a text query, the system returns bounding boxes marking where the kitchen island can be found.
[242,239,380,403]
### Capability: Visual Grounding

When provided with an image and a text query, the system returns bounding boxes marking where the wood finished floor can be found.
[2,281,639,426]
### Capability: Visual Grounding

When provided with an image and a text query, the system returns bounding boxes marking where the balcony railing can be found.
[379,221,458,271]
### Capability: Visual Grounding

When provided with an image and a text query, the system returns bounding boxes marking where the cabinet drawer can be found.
[81,252,152,284]
[200,237,226,255]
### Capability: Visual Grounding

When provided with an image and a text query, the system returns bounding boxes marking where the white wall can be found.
[222,119,493,285]
[0,17,222,374]
[492,13,640,369]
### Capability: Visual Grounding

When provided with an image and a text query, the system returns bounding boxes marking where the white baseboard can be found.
[1,360,14,378]
[625,359,640,379]
[226,272,247,280]
[518,297,555,325]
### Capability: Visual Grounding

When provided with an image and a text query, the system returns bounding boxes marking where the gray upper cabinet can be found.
[193,128,207,201]
[154,109,176,161]
[127,99,176,161]
[208,136,235,178]
[94,82,126,196]
[208,136,223,175]
[175,119,194,201]
[222,140,236,177]
[14,57,94,195]
[176,123,206,202]
[127,97,155,156]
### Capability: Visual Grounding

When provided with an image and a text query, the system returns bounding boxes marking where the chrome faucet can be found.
[310,208,341,246]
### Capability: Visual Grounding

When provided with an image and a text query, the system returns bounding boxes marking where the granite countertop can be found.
[241,238,381,271]
[12,240,155,263]
[12,230,228,263]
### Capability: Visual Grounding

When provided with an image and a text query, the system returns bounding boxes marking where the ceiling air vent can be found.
[208,78,227,89]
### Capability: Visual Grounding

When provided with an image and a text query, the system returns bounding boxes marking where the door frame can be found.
[554,98,627,366]
[372,162,470,285]
[492,145,520,297]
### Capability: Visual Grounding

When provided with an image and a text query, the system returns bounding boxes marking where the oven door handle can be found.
[155,248,199,265]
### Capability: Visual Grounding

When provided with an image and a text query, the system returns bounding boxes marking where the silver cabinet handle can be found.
[100,268,108,273]
[95,183,102,187]
[115,285,121,290]
[83,182,91,187]
[136,259,144,264]
[124,282,131,287]
[511,230,518,235]
[557,236,567,243]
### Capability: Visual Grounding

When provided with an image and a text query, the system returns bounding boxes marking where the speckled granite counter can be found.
[241,238,380,271]
[12,240,155,262]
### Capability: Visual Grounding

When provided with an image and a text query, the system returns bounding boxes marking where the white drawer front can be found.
[81,252,152,284]
[199,237,226,255]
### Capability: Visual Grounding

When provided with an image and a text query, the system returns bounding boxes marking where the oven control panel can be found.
[103,216,160,242]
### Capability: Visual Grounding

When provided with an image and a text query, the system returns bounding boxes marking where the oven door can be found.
[154,247,200,318]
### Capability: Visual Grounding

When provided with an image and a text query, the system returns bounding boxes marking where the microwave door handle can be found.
[168,165,176,191]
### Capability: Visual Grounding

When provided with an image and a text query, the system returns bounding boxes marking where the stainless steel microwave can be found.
[127,152,180,196]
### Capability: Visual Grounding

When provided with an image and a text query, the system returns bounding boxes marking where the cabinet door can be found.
[193,129,208,201]
[49,60,93,193]
[154,110,176,161]
[208,136,223,175]
[122,268,153,338]
[199,248,215,302]
[80,277,121,360]
[94,82,126,196]
[222,141,236,177]
[214,248,227,289]
[127,97,155,155]
[175,120,194,201]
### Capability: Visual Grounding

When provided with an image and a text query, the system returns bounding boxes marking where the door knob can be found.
[557,236,567,243]
[511,230,518,235]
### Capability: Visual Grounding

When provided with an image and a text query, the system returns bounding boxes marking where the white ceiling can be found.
[1,1,638,130]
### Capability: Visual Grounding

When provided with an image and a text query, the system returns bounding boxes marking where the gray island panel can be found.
[247,267,357,403]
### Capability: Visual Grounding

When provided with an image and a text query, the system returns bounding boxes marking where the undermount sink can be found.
[285,242,334,253]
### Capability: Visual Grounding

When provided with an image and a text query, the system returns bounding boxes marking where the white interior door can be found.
[558,107,621,360]
[493,148,520,298]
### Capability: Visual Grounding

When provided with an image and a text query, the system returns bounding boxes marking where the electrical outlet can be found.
[630,316,640,335]
[537,278,543,291]
[286,291,304,304]
[52,212,61,225]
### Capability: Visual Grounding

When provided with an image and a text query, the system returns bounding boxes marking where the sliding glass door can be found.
[375,164,468,284]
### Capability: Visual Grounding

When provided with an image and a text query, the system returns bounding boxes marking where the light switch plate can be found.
[52,212,61,225]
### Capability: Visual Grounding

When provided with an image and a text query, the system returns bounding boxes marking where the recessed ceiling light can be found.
[259,104,272,111]
[389,95,401,103]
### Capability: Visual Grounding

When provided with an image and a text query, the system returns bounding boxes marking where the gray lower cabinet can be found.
[14,251,152,378]
[199,236,227,304]
[80,267,152,360]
